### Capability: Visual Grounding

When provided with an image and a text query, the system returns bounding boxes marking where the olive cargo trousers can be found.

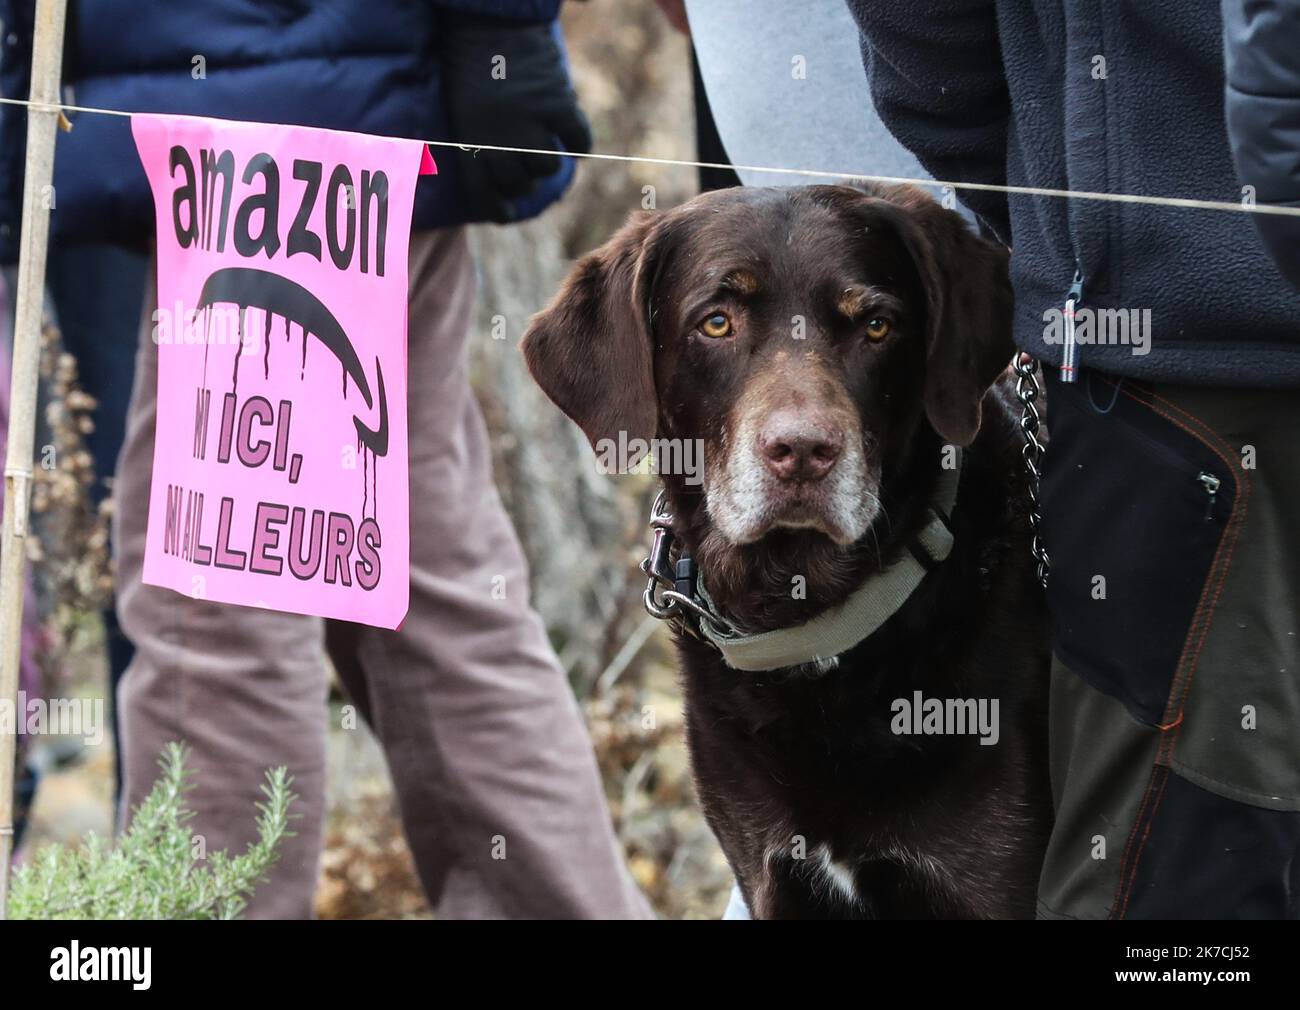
[1036,370,1300,919]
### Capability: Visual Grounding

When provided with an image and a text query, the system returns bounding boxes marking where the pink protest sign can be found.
[132,114,434,628]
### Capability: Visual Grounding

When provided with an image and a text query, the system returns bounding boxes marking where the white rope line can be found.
[3,94,1300,219]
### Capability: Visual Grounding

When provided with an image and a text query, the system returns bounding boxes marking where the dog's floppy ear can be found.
[522,212,660,452]
[868,186,1014,447]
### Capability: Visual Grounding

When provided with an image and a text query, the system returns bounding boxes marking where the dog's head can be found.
[524,183,1011,588]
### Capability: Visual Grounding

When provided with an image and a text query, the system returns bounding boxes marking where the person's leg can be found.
[45,244,145,507]
[326,228,652,919]
[1037,370,1300,919]
[46,243,148,799]
[115,261,330,919]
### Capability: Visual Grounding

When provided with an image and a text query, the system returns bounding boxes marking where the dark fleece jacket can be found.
[851,0,1300,388]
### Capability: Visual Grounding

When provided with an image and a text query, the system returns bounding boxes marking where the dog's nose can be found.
[757,411,844,482]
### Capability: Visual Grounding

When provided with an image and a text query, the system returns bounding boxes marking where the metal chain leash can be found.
[1012,353,1051,588]
[640,490,737,643]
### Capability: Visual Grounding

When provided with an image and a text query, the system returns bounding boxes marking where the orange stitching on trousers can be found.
[1108,386,1250,918]
[1132,394,1249,733]
[1116,767,1172,919]
[1111,763,1162,919]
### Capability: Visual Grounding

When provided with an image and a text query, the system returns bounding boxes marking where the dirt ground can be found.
[21,619,731,920]
[312,627,732,919]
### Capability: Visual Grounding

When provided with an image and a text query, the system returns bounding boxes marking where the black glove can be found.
[439,13,593,223]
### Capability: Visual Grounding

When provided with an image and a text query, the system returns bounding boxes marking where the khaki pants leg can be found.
[325,229,652,919]
[115,268,330,920]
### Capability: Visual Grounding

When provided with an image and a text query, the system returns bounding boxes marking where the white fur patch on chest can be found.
[809,843,959,913]
[812,844,861,908]
[759,839,959,916]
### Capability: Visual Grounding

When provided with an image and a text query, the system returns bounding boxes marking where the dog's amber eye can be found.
[699,312,734,339]
[865,318,892,341]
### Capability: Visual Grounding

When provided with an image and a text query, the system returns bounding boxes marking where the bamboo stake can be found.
[1,0,69,919]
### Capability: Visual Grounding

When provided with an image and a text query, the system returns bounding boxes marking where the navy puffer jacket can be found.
[0,0,575,262]
[1223,0,1300,290]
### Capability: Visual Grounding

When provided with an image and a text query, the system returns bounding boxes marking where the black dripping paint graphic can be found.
[195,267,388,520]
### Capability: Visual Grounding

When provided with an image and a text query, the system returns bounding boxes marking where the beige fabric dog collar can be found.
[698,455,962,672]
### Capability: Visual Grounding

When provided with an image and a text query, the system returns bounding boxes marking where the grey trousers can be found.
[114,228,652,919]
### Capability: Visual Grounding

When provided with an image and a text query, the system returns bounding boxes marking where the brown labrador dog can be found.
[523,183,1051,919]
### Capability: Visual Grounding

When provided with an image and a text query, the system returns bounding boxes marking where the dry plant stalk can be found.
[29,322,113,687]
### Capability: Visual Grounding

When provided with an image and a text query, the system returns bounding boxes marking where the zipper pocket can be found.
[1058,379,1205,476]
[1055,381,1232,523]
